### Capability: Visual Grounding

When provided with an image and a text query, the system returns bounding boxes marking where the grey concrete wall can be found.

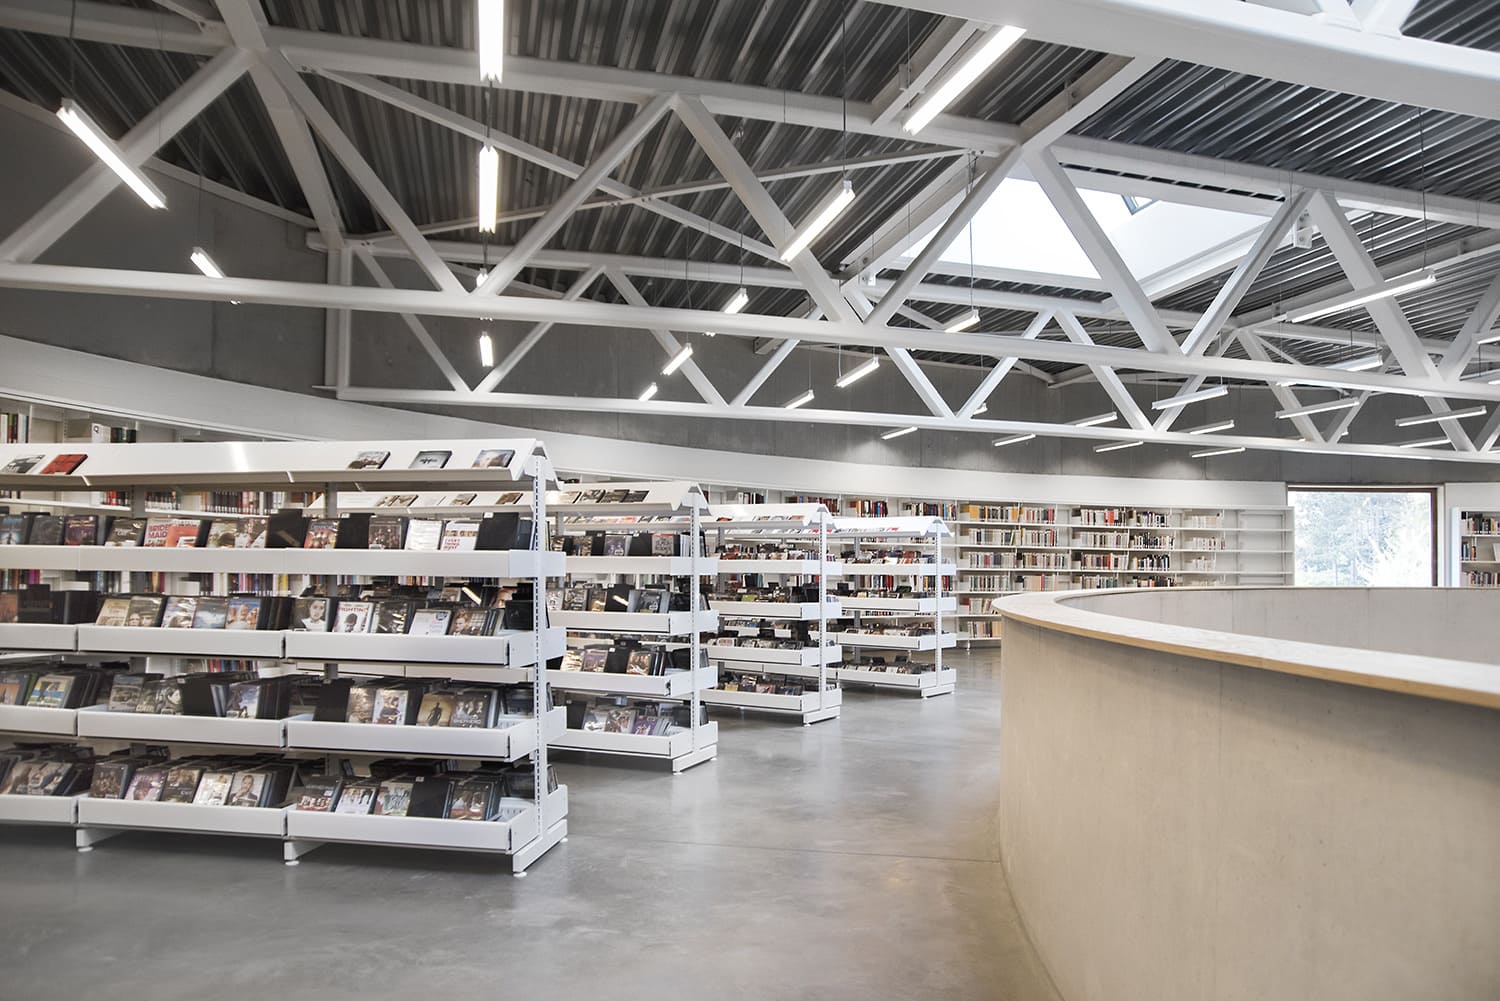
[2,100,1496,487]
[999,615,1500,1001]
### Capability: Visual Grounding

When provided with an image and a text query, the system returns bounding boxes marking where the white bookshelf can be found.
[1453,509,1500,588]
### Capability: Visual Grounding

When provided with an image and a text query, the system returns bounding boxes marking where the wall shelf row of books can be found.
[1453,510,1500,588]
[0,439,569,873]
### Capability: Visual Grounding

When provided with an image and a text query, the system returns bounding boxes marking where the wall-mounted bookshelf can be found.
[1453,510,1500,588]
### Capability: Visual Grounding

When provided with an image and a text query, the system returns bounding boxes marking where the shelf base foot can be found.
[284,838,323,864]
[509,816,567,874]
[75,827,120,852]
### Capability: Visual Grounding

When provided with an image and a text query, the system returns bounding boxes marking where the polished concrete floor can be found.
[0,649,1059,1001]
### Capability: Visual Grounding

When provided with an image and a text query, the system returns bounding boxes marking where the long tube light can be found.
[1192,446,1246,459]
[1281,268,1437,323]
[662,344,694,375]
[639,382,658,402]
[1476,331,1500,346]
[1399,436,1451,449]
[1069,412,1117,428]
[835,356,880,388]
[903,25,1027,136]
[1186,419,1236,435]
[477,144,499,232]
[1394,405,1486,427]
[190,248,240,304]
[972,403,988,415]
[1094,440,1143,453]
[945,309,981,333]
[992,433,1035,448]
[785,390,815,410]
[473,267,488,290]
[1150,385,1228,411]
[57,100,166,209]
[1276,397,1361,420]
[1329,354,1384,372]
[478,332,494,367]
[477,0,504,83]
[781,180,854,261]
[722,287,750,314]
[882,426,918,440]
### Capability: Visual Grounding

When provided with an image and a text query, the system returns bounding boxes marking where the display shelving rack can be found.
[1452,509,1500,588]
[546,481,720,772]
[0,438,569,874]
[825,516,958,698]
[703,503,843,725]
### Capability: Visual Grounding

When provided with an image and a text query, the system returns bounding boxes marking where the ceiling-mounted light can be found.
[1186,419,1235,435]
[1398,436,1451,449]
[1329,354,1384,372]
[1280,268,1437,323]
[781,180,854,261]
[992,433,1035,448]
[722,287,750,314]
[477,144,499,233]
[1150,385,1229,411]
[1394,405,1486,428]
[945,309,980,333]
[478,332,494,367]
[902,25,1027,136]
[57,99,166,209]
[639,382,659,402]
[1276,397,1361,420]
[1093,440,1143,453]
[972,403,988,415]
[1475,330,1500,346]
[662,344,694,375]
[477,0,504,83]
[190,247,240,304]
[1191,446,1245,459]
[882,426,918,440]
[835,356,880,388]
[785,390,815,410]
[474,267,488,290]
[1069,412,1117,428]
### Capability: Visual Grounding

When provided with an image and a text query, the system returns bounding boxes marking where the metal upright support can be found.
[817,508,829,709]
[518,454,550,874]
[932,526,945,684]
[689,500,703,753]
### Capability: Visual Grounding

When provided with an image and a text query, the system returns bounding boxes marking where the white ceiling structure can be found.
[1,0,1499,465]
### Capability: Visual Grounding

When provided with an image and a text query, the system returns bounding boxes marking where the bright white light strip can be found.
[835,356,880,388]
[1069,412,1117,428]
[1394,405,1487,427]
[1275,397,1361,420]
[781,180,854,261]
[1150,385,1228,410]
[189,247,225,279]
[1191,446,1245,459]
[1283,268,1437,323]
[1186,419,1235,435]
[478,332,494,367]
[1476,331,1500,346]
[972,403,988,415]
[1093,440,1143,453]
[474,267,488,290]
[882,426,918,440]
[477,144,499,233]
[992,433,1035,448]
[785,390,815,410]
[1399,436,1451,448]
[662,344,694,375]
[723,287,750,314]
[57,100,166,209]
[1329,354,1384,372]
[903,25,1027,135]
[639,382,658,402]
[945,309,980,333]
[477,0,504,82]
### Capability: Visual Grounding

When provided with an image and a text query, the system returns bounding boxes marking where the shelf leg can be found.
[283,838,323,865]
[75,827,119,852]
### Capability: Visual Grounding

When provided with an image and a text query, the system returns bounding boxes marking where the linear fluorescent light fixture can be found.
[835,356,880,388]
[882,426,918,440]
[1094,440,1143,453]
[477,0,504,82]
[478,332,494,367]
[1186,419,1235,435]
[992,433,1035,448]
[190,247,240,304]
[903,25,1027,135]
[474,267,488,290]
[785,389,815,410]
[781,179,854,261]
[945,309,980,333]
[1399,436,1451,449]
[1475,330,1500,346]
[639,382,658,402]
[972,403,988,415]
[1329,354,1384,372]
[662,344,694,375]
[723,287,750,314]
[57,99,166,209]
[477,144,499,233]
[1282,268,1437,323]
[1276,397,1361,420]
[1394,405,1487,427]
[1191,446,1245,459]
[1150,385,1228,411]
[1069,412,1117,428]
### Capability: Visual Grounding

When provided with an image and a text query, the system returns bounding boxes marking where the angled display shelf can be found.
[0,438,569,872]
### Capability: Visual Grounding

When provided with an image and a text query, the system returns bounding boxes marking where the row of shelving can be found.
[1455,510,1500,588]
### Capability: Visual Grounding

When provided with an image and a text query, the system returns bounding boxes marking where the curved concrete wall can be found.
[998,589,1500,1001]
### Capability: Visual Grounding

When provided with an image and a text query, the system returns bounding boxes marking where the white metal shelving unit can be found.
[0,438,569,873]
[827,516,958,698]
[703,503,843,724]
[546,482,719,772]
[1452,509,1500,587]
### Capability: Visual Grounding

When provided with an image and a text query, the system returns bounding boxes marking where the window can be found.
[1288,488,1437,586]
